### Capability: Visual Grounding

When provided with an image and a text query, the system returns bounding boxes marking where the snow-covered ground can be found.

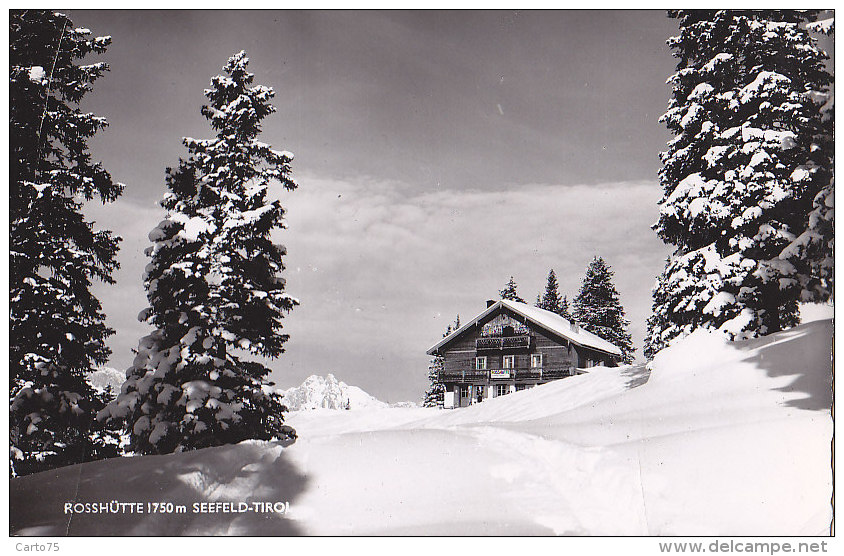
[10,320,832,535]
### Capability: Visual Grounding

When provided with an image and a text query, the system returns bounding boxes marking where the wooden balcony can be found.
[438,369,488,382]
[475,335,531,351]
[438,367,574,383]
[513,369,541,380]
[536,368,572,380]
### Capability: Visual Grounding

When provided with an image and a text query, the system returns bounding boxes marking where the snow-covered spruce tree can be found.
[499,276,526,303]
[10,10,123,476]
[100,51,298,454]
[781,16,834,305]
[643,260,671,361]
[649,10,833,351]
[423,349,446,408]
[559,295,572,321]
[572,257,635,363]
[537,269,563,314]
[537,269,572,320]
[423,315,459,408]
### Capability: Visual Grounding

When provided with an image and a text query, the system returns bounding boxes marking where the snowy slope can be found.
[278,373,388,411]
[10,320,832,535]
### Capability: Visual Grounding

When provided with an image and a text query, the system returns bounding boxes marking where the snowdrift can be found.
[10,320,832,536]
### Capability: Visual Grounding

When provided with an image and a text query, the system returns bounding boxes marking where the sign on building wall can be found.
[490,369,511,379]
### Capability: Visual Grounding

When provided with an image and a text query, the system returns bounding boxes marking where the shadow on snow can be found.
[737,321,833,412]
[10,439,309,536]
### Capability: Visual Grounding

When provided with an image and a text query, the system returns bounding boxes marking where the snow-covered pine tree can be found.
[10,10,123,476]
[423,315,460,408]
[643,261,670,361]
[781,15,834,305]
[649,10,833,352]
[559,295,572,321]
[537,269,563,314]
[99,51,298,454]
[499,276,526,303]
[423,352,446,409]
[572,257,635,363]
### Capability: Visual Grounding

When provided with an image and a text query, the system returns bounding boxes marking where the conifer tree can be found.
[648,10,833,351]
[781,16,835,305]
[10,10,123,476]
[499,276,525,303]
[537,269,563,314]
[423,315,459,408]
[643,261,670,360]
[572,257,635,363]
[559,295,572,321]
[100,51,298,454]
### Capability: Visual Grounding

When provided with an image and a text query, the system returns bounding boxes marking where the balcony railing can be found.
[513,369,541,380]
[537,368,571,380]
[475,335,531,351]
[438,367,574,383]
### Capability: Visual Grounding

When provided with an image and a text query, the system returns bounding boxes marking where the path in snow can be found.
[280,363,655,535]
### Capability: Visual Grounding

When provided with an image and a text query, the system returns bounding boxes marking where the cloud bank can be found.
[88,175,670,402]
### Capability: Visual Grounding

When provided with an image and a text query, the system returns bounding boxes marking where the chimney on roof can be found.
[487,299,496,308]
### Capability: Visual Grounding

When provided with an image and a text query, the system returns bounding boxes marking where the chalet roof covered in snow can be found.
[427,299,623,357]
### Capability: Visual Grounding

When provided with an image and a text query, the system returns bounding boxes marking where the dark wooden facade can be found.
[429,302,620,408]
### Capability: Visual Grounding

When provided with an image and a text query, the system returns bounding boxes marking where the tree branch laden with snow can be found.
[9,10,124,476]
[646,10,833,356]
[100,51,298,454]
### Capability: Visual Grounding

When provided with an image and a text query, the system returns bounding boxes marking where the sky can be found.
[70,10,684,402]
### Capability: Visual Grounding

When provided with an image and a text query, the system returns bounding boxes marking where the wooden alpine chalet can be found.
[427,299,623,408]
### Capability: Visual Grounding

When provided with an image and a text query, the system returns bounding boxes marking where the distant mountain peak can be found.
[279,374,388,411]
[87,366,126,394]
